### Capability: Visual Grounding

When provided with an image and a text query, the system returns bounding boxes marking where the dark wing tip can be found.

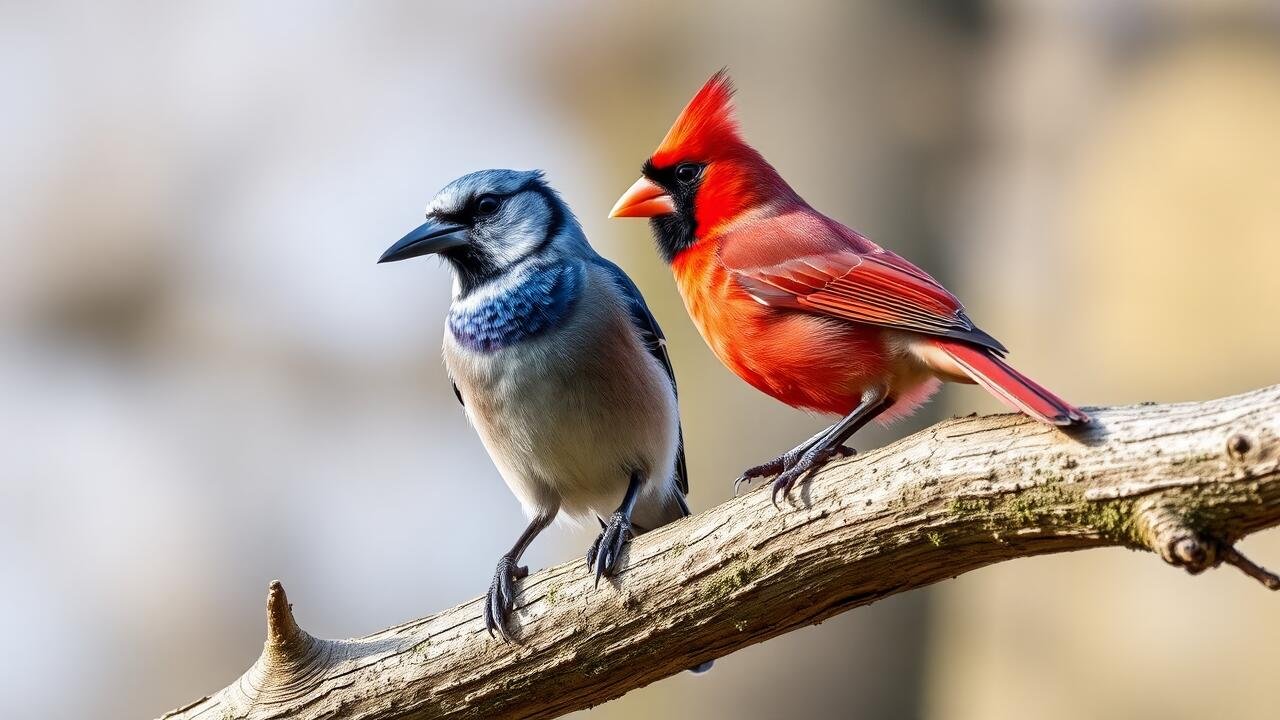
[957,319,1009,356]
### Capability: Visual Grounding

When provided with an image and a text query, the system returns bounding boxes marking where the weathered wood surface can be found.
[161,386,1280,720]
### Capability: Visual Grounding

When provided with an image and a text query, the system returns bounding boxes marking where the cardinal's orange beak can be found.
[609,177,676,218]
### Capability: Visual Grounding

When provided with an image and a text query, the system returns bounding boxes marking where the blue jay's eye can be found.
[475,195,501,216]
[675,163,702,184]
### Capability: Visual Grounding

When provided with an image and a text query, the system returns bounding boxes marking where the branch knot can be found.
[1135,500,1279,589]
[242,581,333,705]
[1134,501,1218,574]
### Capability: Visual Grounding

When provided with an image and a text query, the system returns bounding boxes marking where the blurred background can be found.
[3,1,1279,718]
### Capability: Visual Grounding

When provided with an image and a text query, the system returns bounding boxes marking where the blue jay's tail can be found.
[674,491,693,518]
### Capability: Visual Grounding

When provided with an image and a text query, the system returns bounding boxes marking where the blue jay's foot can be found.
[484,554,528,642]
[734,444,855,497]
[586,511,633,586]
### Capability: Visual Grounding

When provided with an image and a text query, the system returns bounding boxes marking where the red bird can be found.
[610,71,1088,502]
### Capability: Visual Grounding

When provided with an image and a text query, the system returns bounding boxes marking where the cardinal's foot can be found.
[734,446,807,494]
[735,444,855,496]
[770,442,856,504]
[484,554,528,642]
[587,511,633,586]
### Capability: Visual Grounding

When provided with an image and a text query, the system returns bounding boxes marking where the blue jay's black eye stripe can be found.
[532,185,565,248]
[441,175,574,298]
[501,181,566,268]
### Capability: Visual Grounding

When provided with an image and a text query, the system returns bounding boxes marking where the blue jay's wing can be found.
[591,257,689,498]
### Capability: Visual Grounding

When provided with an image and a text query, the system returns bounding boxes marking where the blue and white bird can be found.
[379,169,693,641]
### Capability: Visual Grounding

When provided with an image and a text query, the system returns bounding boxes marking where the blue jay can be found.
[379,169,694,642]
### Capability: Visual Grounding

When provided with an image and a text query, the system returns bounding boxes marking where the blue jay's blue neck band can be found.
[448,262,584,353]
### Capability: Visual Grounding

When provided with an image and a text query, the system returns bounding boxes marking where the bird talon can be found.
[588,511,632,586]
[483,600,495,639]
[771,475,794,506]
[586,535,601,571]
[485,555,524,643]
[737,457,786,484]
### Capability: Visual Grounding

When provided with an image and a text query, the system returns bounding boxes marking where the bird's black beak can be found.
[378,219,468,264]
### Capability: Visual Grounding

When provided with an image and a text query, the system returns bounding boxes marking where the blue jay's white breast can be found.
[444,262,680,524]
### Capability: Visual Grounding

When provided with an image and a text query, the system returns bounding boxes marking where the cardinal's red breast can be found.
[671,241,899,416]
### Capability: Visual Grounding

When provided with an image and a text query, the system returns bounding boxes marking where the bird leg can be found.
[734,426,857,495]
[587,470,643,586]
[745,388,892,506]
[485,511,554,642]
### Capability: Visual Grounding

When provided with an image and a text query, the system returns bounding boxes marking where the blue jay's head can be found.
[379,169,585,293]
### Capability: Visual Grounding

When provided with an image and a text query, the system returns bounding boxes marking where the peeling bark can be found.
[160,386,1280,720]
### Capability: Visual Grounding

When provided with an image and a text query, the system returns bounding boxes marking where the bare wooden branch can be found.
[160,385,1280,720]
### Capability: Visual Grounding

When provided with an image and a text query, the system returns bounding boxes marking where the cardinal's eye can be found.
[475,195,501,216]
[674,163,703,184]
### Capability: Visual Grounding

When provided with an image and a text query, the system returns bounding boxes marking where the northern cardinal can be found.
[610,71,1087,502]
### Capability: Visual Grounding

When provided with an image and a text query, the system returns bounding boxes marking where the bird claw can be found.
[587,511,632,586]
[739,443,857,506]
[771,444,856,505]
[484,555,528,642]
[770,458,815,506]
[736,444,856,499]
[733,455,791,496]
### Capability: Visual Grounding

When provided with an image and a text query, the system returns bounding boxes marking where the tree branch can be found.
[160,385,1280,720]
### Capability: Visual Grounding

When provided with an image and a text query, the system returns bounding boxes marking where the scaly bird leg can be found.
[743,387,892,506]
[485,510,555,642]
[734,425,856,495]
[586,470,643,586]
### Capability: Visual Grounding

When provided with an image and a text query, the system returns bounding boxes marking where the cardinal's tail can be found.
[934,340,1089,426]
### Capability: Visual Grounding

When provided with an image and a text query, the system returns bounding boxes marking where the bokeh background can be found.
[4,1,1280,718]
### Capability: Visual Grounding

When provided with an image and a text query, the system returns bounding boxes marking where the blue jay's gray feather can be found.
[589,256,689,497]
[428,170,688,531]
